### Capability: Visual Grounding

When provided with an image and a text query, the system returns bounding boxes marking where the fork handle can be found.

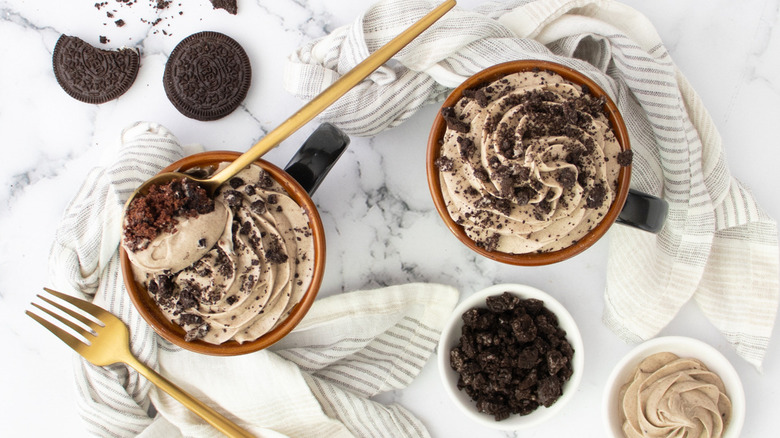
[125,355,255,438]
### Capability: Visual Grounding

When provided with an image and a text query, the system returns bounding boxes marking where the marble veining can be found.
[1,0,779,437]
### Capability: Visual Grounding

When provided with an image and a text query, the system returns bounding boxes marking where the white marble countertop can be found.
[1,0,779,436]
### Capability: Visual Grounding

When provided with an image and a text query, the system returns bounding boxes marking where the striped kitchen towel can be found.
[48,122,459,437]
[283,0,779,369]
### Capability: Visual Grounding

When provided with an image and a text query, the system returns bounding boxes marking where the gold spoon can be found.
[123,0,456,213]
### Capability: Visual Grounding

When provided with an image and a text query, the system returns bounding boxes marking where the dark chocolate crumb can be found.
[434,156,455,172]
[224,190,243,208]
[250,199,267,214]
[473,168,489,182]
[463,87,489,107]
[184,322,210,341]
[179,313,203,326]
[457,136,476,159]
[557,168,576,190]
[258,171,274,188]
[477,233,500,252]
[229,177,244,188]
[441,107,470,133]
[264,239,289,264]
[209,0,237,14]
[586,182,607,209]
[514,186,535,206]
[617,150,633,167]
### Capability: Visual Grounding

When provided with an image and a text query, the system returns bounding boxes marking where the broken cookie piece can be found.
[52,34,139,104]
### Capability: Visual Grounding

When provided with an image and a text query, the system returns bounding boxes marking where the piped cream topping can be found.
[619,352,732,438]
[436,70,623,254]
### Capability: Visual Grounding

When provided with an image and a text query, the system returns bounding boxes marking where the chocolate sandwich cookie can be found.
[163,31,251,121]
[52,35,140,104]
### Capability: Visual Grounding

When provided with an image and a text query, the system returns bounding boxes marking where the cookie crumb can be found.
[617,150,633,167]
[209,0,238,14]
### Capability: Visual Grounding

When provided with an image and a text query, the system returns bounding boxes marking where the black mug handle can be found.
[284,123,350,195]
[616,189,668,233]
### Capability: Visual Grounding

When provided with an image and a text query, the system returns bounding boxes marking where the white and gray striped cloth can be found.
[48,122,459,437]
[284,0,779,369]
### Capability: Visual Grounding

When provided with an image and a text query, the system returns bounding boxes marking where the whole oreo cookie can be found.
[53,35,140,104]
[163,31,251,121]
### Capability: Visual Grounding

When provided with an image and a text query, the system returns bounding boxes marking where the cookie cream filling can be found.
[124,164,314,344]
[436,70,630,254]
[619,352,732,438]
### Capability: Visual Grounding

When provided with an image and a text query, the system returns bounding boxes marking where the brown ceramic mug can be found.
[426,61,667,266]
[120,123,349,355]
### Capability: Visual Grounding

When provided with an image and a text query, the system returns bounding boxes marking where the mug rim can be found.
[120,151,326,356]
[426,60,632,266]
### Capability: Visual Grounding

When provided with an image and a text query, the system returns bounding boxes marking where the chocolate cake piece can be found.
[163,31,251,121]
[123,177,215,252]
[52,35,140,104]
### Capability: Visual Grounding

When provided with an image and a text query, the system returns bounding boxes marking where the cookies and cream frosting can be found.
[619,352,732,438]
[435,70,629,254]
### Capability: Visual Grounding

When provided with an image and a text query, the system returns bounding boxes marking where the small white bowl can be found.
[437,283,584,430]
[602,336,745,438]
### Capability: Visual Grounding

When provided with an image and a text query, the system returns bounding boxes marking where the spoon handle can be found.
[208,0,456,187]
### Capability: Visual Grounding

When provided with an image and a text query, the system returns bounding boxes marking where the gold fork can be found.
[26,288,254,438]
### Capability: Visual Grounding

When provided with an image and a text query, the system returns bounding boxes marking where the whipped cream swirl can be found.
[619,352,732,438]
[436,70,628,254]
[126,164,314,344]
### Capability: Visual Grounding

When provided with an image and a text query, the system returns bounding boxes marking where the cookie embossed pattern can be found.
[52,34,140,103]
[163,31,252,121]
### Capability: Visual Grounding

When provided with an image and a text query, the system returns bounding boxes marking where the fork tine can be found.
[37,294,104,333]
[42,287,113,321]
[30,302,96,340]
[43,287,116,321]
[26,309,88,353]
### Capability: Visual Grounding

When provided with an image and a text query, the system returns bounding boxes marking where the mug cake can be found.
[427,60,634,266]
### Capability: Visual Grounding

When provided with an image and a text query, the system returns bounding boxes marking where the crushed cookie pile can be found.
[450,292,575,420]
